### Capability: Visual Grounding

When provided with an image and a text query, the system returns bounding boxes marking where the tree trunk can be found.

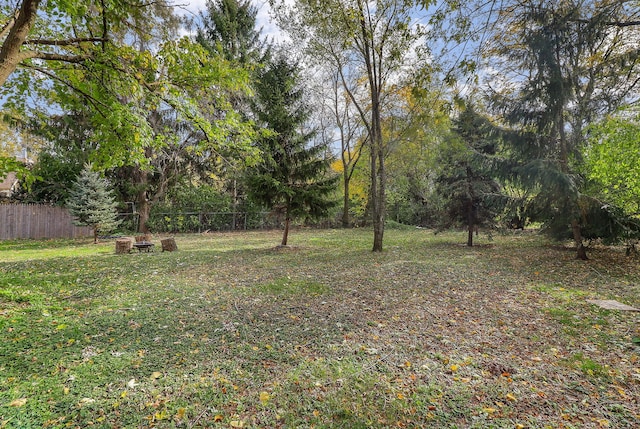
[342,168,350,228]
[467,199,474,247]
[370,97,385,252]
[161,237,178,252]
[372,141,385,252]
[115,238,133,254]
[93,226,98,244]
[281,215,290,246]
[137,196,150,233]
[357,3,385,252]
[131,165,150,233]
[0,0,40,87]
[572,219,588,260]
[466,168,475,247]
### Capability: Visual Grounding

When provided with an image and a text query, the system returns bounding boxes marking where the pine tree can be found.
[67,164,121,243]
[196,0,264,65]
[435,105,502,246]
[247,55,338,246]
[487,0,640,259]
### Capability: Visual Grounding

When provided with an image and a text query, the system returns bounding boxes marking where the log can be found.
[135,234,152,243]
[161,237,178,252]
[115,238,133,254]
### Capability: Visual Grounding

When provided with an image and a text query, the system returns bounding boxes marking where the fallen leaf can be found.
[9,398,27,407]
[213,414,224,422]
[150,371,163,379]
[230,420,245,428]
[175,407,186,420]
[127,379,138,389]
[259,391,270,405]
[505,393,517,402]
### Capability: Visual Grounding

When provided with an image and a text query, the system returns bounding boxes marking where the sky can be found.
[178,0,287,43]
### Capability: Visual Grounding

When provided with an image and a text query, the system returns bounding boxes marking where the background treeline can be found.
[1,0,640,256]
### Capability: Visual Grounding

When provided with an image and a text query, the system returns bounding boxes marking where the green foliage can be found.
[21,114,95,204]
[485,0,640,255]
[146,185,232,233]
[66,164,121,242]
[156,185,233,213]
[2,2,258,172]
[434,105,503,243]
[585,112,640,215]
[384,87,450,227]
[196,0,264,65]
[247,54,338,243]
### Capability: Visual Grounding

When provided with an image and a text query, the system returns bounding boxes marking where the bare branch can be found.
[24,37,108,46]
[0,7,20,40]
[0,0,41,86]
[22,63,110,116]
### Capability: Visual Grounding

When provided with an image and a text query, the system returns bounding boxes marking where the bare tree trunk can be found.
[138,197,150,233]
[281,215,290,246]
[0,0,40,87]
[130,164,151,233]
[572,219,588,260]
[372,136,385,252]
[342,167,350,228]
[466,166,476,247]
[467,200,474,247]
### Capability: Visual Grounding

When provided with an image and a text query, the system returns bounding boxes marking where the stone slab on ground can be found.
[586,299,640,311]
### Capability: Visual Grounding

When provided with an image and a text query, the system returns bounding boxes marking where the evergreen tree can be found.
[196,0,268,228]
[247,55,338,246]
[67,164,121,244]
[486,0,640,259]
[196,0,264,65]
[435,105,502,246]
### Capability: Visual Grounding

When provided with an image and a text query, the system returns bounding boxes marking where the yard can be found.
[0,228,639,428]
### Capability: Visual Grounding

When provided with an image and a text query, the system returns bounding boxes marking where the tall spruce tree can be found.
[196,0,263,65]
[435,105,502,246]
[486,0,640,259]
[67,164,121,244]
[247,55,338,246]
[196,0,267,228]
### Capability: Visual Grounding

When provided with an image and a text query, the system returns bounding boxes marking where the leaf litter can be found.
[0,229,638,428]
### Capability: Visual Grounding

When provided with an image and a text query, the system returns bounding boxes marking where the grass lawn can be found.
[1,228,639,428]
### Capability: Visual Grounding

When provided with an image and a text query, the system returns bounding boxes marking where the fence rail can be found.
[0,204,93,240]
[146,211,283,233]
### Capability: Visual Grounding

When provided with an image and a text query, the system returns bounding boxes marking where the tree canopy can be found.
[247,54,338,246]
[3,0,640,257]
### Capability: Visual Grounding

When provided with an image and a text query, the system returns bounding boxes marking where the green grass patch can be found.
[562,352,611,380]
[1,229,638,428]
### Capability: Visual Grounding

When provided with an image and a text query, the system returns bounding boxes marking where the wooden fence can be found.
[0,204,93,240]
